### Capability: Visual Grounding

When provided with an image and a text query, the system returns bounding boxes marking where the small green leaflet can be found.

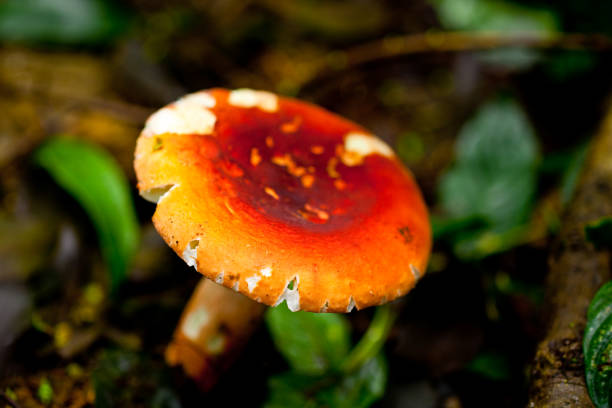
[265,303,351,375]
[0,0,130,46]
[35,138,139,292]
[437,97,539,259]
[585,217,612,249]
[264,354,387,408]
[584,281,612,407]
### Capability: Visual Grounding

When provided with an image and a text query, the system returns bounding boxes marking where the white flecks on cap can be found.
[232,281,240,291]
[179,92,216,108]
[214,271,224,284]
[273,276,300,312]
[260,265,273,277]
[228,89,278,112]
[410,264,422,281]
[181,306,209,341]
[182,238,200,268]
[246,274,261,292]
[140,184,177,204]
[346,296,356,312]
[144,92,216,136]
[341,132,394,166]
[319,300,329,313]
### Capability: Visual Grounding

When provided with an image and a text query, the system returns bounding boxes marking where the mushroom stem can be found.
[340,303,398,373]
[165,278,266,390]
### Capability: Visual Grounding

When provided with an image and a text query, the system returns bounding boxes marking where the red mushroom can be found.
[134,88,431,386]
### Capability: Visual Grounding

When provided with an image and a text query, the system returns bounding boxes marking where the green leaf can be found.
[35,138,139,292]
[429,0,558,33]
[266,303,351,375]
[585,217,612,249]
[437,98,539,259]
[466,351,511,380]
[584,281,612,407]
[265,354,387,408]
[0,0,130,46]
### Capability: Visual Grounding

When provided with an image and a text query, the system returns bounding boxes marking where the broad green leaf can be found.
[585,217,612,249]
[0,0,130,46]
[265,303,351,375]
[584,281,612,407]
[437,98,539,259]
[466,351,511,380]
[430,0,558,33]
[265,354,387,408]
[35,138,139,291]
[431,215,487,240]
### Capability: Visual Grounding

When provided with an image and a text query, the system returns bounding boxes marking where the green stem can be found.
[340,303,398,373]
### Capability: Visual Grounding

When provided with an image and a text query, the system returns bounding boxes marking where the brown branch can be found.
[302,32,612,91]
[527,98,612,406]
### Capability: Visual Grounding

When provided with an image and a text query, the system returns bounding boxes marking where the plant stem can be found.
[340,303,398,373]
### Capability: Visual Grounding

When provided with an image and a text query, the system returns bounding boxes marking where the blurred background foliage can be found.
[2,0,612,407]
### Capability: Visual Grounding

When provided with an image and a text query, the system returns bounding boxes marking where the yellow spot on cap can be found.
[250,147,262,166]
[265,187,280,200]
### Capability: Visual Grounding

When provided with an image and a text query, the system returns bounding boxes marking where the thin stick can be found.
[302,31,612,90]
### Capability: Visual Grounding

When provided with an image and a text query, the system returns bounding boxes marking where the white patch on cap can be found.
[246,275,261,292]
[214,271,224,284]
[260,266,273,277]
[182,306,209,341]
[228,89,278,112]
[140,184,177,204]
[346,296,356,313]
[182,239,200,268]
[341,132,394,166]
[232,281,240,291]
[180,92,216,108]
[320,300,329,313]
[144,92,216,136]
[410,264,421,281]
[274,276,300,312]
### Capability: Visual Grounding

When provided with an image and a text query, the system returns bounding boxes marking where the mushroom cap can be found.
[134,88,431,313]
